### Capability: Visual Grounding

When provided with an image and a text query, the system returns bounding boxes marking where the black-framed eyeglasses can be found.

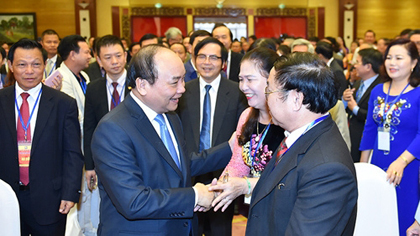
[196,54,222,62]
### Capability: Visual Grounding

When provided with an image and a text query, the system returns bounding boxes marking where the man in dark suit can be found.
[316,41,348,98]
[91,45,234,236]
[83,35,130,234]
[0,39,83,235]
[184,30,212,82]
[343,48,382,162]
[212,53,357,235]
[177,37,247,236]
[212,24,243,82]
[40,29,63,78]
[83,37,105,82]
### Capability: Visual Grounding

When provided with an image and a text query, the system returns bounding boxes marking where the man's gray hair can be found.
[290,38,315,54]
[165,27,182,42]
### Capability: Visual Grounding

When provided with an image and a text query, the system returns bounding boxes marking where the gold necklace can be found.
[255,118,272,142]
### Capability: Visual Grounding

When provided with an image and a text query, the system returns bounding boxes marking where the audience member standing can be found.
[40,29,62,78]
[184,30,211,82]
[0,38,83,236]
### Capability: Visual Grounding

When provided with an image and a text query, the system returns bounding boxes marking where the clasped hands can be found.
[193,177,248,213]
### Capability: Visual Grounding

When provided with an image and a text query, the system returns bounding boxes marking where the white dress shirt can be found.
[106,70,127,111]
[199,74,221,146]
[15,82,42,142]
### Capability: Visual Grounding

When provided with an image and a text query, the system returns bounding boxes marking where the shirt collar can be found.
[106,69,127,86]
[361,74,378,89]
[130,91,158,123]
[284,113,329,148]
[199,74,221,92]
[15,82,42,98]
[326,57,334,67]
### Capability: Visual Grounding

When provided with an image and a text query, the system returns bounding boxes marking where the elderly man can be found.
[165,27,183,45]
[290,38,315,53]
[211,52,357,235]
[0,38,83,235]
[91,45,234,235]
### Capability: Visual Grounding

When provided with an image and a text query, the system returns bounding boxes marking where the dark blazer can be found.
[91,95,232,236]
[83,61,104,82]
[56,54,63,68]
[83,77,130,170]
[0,84,84,225]
[177,76,248,182]
[330,59,347,99]
[246,116,357,235]
[347,76,382,162]
[184,59,197,83]
[228,51,243,82]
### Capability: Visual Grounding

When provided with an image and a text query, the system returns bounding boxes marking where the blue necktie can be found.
[356,82,365,102]
[199,85,212,152]
[155,114,181,169]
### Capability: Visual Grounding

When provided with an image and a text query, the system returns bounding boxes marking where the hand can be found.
[407,220,420,236]
[59,200,75,214]
[208,177,248,212]
[228,131,237,151]
[386,156,408,186]
[51,73,63,90]
[342,88,355,101]
[85,170,97,191]
[194,183,214,212]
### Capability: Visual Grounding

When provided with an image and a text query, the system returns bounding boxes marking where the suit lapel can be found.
[186,80,201,149]
[212,78,229,146]
[126,96,183,178]
[97,79,109,113]
[358,77,380,105]
[250,117,334,208]
[31,85,55,153]
[1,86,18,148]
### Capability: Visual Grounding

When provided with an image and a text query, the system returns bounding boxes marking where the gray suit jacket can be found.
[246,116,357,236]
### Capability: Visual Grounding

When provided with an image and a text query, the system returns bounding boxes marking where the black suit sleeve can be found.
[83,84,97,170]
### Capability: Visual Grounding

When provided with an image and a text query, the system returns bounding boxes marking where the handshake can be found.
[193,175,250,213]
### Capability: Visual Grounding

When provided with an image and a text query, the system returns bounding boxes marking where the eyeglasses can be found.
[196,54,222,62]
[264,86,281,96]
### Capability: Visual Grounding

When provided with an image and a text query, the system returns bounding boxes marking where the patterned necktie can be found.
[155,114,181,169]
[17,93,31,185]
[356,82,365,102]
[110,82,120,110]
[199,85,212,152]
[45,59,53,76]
[275,137,288,166]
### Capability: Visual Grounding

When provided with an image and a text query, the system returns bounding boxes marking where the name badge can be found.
[244,194,251,204]
[378,128,390,152]
[18,141,31,167]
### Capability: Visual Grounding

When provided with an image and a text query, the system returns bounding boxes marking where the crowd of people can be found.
[0,24,419,236]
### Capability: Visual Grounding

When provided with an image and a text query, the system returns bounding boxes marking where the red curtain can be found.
[254,17,307,38]
[131,16,187,43]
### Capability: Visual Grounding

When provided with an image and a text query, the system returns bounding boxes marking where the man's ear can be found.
[7,60,13,73]
[135,77,148,96]
[291,90,304,111]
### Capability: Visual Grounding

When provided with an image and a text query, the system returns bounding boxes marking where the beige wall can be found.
[308,0,338,37]
[1,0,75,39]
[358,0,420,39]
[96,0,129,36]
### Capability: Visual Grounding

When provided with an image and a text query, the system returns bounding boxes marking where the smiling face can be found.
[9,48,44,91]
[385,45,417,82]
[140,49,186,113]
[239,60,268,110]
[73,41,91,70]
[195,42,223,83]
[97,43,127,81]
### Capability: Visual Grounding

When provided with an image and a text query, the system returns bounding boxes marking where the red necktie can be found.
[110,82,120,110]
[275,137,288,166]
[17,92,30,185]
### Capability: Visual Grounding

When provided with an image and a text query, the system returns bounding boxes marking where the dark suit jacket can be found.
[56,54,63,68]
[83,78,130,170]
[246,116,357,235]
[0,84,84,225]
[184,59,197,83]
[91,95,232,236]
[228,51,243,82]
[83,61,104,82]
[347,76,381,162]
[330,59,347,99]
[177,76,248,183]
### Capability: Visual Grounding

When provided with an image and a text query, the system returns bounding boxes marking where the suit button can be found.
[169,213,173,217]
[184,222,189,227]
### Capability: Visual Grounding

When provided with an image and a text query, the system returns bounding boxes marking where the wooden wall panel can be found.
[358,0,420,39]
[1,0,76,39]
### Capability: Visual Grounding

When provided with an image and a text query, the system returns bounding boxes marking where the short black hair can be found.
[58,35,86,61]
[409,29,420,38]
[194,37,228,64]
[248,38,277,52]
[278,45,291,56]
[315,41,334,59]
[189,30,211,45]
[129,42,140,52]
[272,52,338,114]
[41,29,60,40]
[365,30,376,37]
[400,28,413,36]
[212,23,233,41]
[92,37,101,53]
[170,42,187,53]
[8,38,46,63]
[127,45,165,88]
[139,33,158,47]
[358,48,383,74]
[308,36,319,42]
[249,35,257,41]
[96,35,125,57]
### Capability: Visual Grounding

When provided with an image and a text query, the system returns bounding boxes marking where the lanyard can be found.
[15,88,43,141]
[44,61,57,78]
[107,81,125,108]
[250,123,271,167]
[79,76,87,94]
[382,82,410,126]
[272,114,329,171]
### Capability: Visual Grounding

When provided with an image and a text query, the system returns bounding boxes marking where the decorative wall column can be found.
[75,0,97,38]
[339,0,357,47]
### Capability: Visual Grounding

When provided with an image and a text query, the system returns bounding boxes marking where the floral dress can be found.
[360,84,420,235]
